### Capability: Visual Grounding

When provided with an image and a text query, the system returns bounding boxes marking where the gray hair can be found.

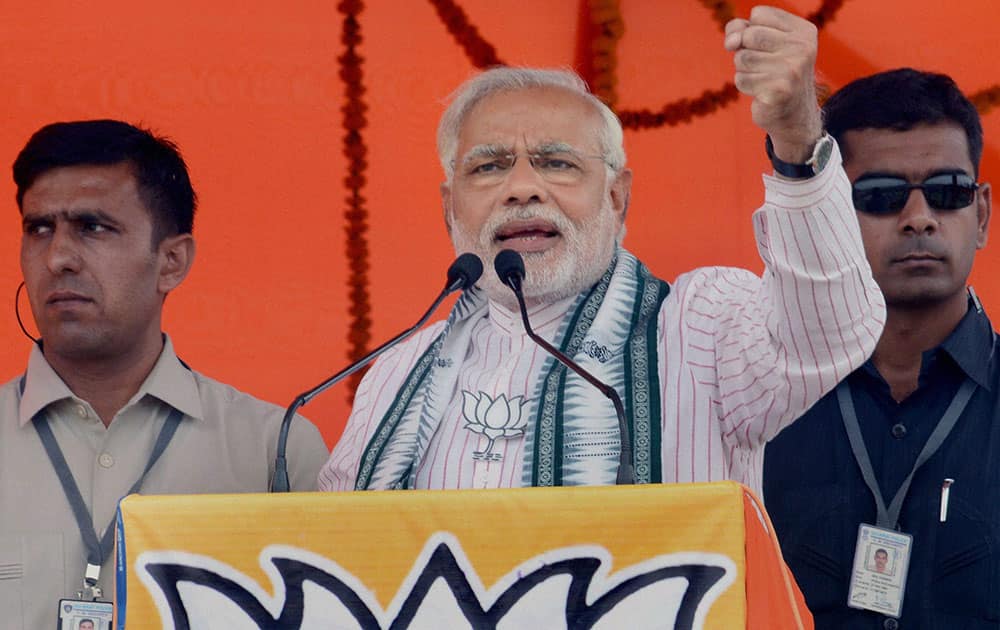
[436,67,627,181]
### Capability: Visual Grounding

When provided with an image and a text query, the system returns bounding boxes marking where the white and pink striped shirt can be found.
[319,144,886,495]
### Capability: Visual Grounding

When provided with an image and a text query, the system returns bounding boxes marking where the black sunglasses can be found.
[852,173,979,215]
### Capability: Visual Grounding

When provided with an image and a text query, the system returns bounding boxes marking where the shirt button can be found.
[883,618,899,630]
[891,423,907,439]
[76,404,88,418]
[98,453,115,468]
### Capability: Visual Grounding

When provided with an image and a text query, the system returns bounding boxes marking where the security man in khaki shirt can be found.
[0,120,328,629]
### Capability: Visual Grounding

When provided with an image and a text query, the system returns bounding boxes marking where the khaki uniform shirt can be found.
[0,336,329,629]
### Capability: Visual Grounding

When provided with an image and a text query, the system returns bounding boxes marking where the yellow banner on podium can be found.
[115,482,809,629]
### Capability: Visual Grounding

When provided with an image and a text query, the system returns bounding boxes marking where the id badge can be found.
[847,523,912,618]
[57,599,114,630]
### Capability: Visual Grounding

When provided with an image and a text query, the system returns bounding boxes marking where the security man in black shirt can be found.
[764,68,996,628]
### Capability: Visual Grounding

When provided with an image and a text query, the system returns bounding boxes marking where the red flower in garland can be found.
[338,2,372,399]
[428,0,503,68]
[971,85,1000,115]
[807,0,847,28]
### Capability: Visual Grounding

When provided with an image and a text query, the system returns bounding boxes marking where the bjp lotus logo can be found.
[461,391,529,461]
[135,534,736,629]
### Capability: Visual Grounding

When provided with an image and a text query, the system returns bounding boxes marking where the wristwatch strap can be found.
[765,133,832,179]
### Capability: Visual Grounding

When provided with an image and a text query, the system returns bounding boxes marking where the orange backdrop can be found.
[2,0,998,447]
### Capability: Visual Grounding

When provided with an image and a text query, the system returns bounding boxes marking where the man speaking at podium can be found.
[320,7,885,492]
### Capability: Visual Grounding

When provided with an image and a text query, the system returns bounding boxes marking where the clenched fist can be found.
[725,6,822,164]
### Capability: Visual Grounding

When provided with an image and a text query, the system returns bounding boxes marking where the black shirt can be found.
[764,300,1000,629]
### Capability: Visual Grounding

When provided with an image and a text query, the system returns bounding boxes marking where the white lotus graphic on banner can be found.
[135,532,736,629]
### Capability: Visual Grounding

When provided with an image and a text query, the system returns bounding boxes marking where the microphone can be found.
[493,249,635,485]
[270,253,484,492]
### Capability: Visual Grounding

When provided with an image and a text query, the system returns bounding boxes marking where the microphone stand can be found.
[500,263,635,485]
[270,258,480,492]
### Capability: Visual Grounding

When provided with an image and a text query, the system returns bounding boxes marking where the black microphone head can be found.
[494,249,525,289]
[447,253,484,291]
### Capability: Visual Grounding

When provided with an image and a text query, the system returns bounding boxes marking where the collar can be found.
[487,294,578,338]
[937,296,996,391]
[18,334,203,427]
[858,295,996,393]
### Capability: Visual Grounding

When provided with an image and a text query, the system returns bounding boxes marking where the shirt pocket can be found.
[0,533,67,629]
[929,492,999,622]
[768,483,857,613]
[0,535,26,624]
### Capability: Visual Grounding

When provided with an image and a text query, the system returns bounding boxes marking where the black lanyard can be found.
[837,377,976,529]
[28,389,183,585]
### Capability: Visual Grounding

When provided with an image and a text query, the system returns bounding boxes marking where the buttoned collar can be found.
[18,334,203,427]
[858,295,996,394]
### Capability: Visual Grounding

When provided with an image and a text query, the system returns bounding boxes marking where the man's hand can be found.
[724,6,822,164]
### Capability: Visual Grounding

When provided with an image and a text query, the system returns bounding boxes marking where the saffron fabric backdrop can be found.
[1,1,997,446]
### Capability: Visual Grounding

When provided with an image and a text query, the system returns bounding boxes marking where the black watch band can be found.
[765,134,832,179]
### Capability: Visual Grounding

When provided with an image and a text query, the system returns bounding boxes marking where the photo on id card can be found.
[58,599,114,630]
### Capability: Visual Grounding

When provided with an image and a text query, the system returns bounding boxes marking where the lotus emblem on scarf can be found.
[461,391,529,461]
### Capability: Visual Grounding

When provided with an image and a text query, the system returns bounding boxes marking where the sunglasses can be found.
[852,173,979,215]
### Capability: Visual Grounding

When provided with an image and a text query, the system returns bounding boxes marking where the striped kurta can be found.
[319,143,886,495]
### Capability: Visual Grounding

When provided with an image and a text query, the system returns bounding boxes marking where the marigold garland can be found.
[618,83,741,129]
[700,0,735,31]
[428,0,503,68]
[338,0,372,399]
[970,85,1000,115]
[807,0,847,28]
[613,0,739,129]
[588,0,624,107]
[422,0,746,130]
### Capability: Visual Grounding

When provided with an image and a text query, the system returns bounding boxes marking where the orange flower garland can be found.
[807,0,847,28]
[338,0,372,398]
[428,0,503,67]
[618,84,741,130]
[587,0,625,107]
[970,85,1000,116]
[700,0,736,31]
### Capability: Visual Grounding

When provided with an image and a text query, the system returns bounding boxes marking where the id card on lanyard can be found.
[23,377,184,625]
[837,378,976,618]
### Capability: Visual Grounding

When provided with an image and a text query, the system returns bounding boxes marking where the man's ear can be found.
[610,168,633,222]
[441,181,454,236]
[977,182,991,249]
[157,233,195,295]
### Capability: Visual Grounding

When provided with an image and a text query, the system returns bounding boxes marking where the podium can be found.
[115,482,810,629]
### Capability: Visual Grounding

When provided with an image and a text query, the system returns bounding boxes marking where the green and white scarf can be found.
[355,249,670,489]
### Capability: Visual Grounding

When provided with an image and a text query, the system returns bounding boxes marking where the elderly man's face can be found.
[442,86,630,306]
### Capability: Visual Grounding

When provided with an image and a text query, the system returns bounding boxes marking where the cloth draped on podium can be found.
[115,482,810,629]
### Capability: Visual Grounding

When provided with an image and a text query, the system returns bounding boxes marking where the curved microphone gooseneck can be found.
[270,253,484,492]
[493,249,635,485]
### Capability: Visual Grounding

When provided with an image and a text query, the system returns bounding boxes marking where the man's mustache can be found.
[482,206,573,242]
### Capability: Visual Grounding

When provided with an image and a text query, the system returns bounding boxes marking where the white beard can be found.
[449,198,623,308]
